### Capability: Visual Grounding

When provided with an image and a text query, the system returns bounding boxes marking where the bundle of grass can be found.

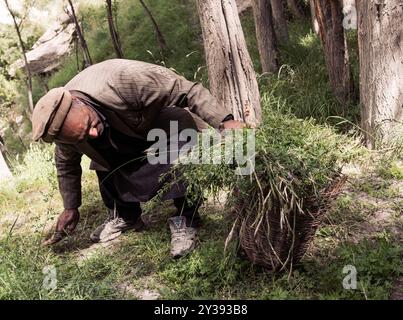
[170,97,362,271]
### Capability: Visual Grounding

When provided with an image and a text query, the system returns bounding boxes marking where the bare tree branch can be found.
[3,0,34,114]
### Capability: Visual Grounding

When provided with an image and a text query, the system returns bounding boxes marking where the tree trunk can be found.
[287,0,305,19]
[67,0,92,67]
[314,0,355,108]
[197,0,261,126]
[271,0,289,43]
[357,0,403,148]
[139,0,167,58]
[4,0,34,114]
[309,0,319,34]
[252,0,279,73]
[0,137,12,182]
[106,0,124,58]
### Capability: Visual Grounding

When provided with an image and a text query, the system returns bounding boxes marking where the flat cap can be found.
[32,87,72,142]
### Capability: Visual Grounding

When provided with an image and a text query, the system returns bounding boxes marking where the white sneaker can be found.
[90,214,144,243]
[168,216,197,258]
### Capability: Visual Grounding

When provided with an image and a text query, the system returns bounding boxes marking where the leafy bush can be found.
[177,93,363,203]
[172,94,364,269]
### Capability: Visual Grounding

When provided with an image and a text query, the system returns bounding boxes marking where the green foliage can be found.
[47,55,82,89]
[47,0,205,89]
[0,25,20,114]
[385,162,403,180]
[358,180,400,199]
[0,235,122,299]
[301,239,402,300]
[0,16,42,157]
[177,97,363,207]
[13,143,56,181]
[0,75,17,112]
[258,22,360,126]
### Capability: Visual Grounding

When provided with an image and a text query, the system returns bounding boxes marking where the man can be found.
[32,59,244,258]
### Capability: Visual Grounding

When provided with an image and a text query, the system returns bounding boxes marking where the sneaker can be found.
[90,213,144,243]
[168,216,197,258]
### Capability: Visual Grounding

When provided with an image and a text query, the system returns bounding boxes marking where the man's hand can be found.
[219,120,246,130]
[43,209,80,246]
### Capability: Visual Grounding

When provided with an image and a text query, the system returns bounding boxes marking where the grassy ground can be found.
[0,144,401,300]
[0,1,401,300]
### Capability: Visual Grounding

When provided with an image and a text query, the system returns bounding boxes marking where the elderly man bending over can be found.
[32,59,243,258]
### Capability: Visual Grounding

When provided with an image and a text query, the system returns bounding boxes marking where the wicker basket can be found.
[236,175,347,271]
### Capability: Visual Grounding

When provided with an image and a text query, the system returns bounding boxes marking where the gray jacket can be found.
[55,59,231,209]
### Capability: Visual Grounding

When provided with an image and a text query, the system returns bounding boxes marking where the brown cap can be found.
[31,87,72,142]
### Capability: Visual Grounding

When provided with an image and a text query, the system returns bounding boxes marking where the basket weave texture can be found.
[236,175,347,271]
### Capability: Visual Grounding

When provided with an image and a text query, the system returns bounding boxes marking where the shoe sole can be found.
[171,244,196,259]
[171,237,197,259]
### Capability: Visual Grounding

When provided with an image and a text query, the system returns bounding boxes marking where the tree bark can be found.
[287,0,305,19]
[67,0,92,68]
[4,0,34,114]
[271,0,289,43]
[106,0,124,58]
[139,0,167,58]
[197,0,261,126]
[309,0,319,34]
[357,0,403,148]
[252,0,279,73]
[314,0,355,108]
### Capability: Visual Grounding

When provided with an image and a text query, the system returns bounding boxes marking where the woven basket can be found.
[236,175,347,271]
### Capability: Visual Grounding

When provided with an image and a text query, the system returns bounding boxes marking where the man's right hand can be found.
[43,208,80,246]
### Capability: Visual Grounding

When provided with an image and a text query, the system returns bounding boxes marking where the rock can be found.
[10,7,77,76]
[15,115,23,126]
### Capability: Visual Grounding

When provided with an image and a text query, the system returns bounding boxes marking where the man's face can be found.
[55,98,102,144]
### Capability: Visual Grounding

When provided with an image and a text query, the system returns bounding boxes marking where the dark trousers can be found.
[96,171,202,227]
